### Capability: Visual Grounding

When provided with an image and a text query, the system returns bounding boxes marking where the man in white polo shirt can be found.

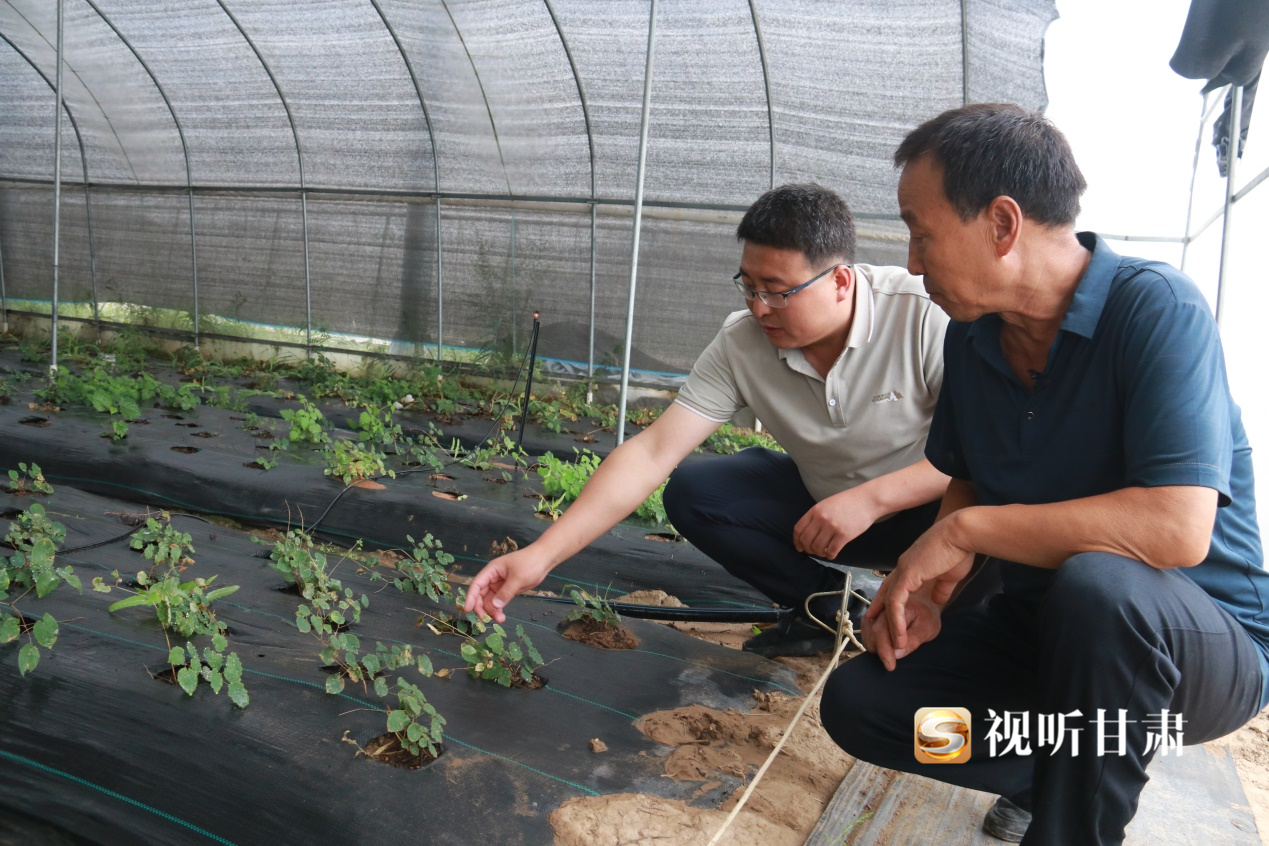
[465,184,953,656]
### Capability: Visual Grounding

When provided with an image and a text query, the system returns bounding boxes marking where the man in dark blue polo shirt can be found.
[821,103,1268,846]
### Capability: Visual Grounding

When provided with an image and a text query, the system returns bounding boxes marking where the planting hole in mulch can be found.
[176,422,199,428]
[19,416,50,427]
[147,665,181,686]
[191,431,219,438]
[171,446,199,454]
[428,473,455,482]
[644,532,681,543]
[244,461,267,470]
[559,618,640,650]
[1,509,24,520]
[252,430,273,439]
[431,490,463,501]
[163,414,183,420]
[355,733,444,770]
[513,672,548,690]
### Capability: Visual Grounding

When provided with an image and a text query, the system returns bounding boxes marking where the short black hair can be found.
[737,183,856,265]
[894,103,1087,226]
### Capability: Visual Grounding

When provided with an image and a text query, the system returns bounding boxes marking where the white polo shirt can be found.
[675,264,948,502]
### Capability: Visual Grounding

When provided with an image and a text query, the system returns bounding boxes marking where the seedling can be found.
[280,395,330,444]
[6,462,54,496]
[128,513,195,569]
[164,635,249,708]
[2,503,76,675]
[561,584,622,629]
[106,571,239,640]
[459,623,545,688]
[384,677,446,758]
[324,440,393,485]
[349,405,403,448]
[422,589,487,638]
[391,533,453,601]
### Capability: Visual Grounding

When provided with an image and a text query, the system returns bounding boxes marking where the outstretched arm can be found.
[464,403,721,622]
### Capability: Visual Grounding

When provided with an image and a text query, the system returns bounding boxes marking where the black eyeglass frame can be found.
[731,264,840,308]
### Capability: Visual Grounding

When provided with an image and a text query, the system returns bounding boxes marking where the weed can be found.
[128,513,195,569]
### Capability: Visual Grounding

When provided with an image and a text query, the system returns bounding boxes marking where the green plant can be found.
[106,571,239,640]
[257,529,370,629]
[165,636,249,708]
[105,417,129,441]
[349,405,404,448]
[460,623,544,688]
[128,514,195,569]
[422,589,488,638]
[241,411,262,430]
[536,449,601,502]
[1,503,75,675]
[384,677,446,758]
[324,440,393,486]
[704,423,784,455]
[561,584,622,629]
[281,395,330,444]
[391,534,453,601]
[6,462,54,496]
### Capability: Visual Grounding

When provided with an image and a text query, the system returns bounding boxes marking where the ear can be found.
[832,264,853,301]
[984,196,1022,257]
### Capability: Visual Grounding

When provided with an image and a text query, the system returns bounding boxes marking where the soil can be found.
[552,619,1269,845]
[558,617,639,650]
[353,732,443,770]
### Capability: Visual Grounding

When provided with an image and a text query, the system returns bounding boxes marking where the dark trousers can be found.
[821,552,1266,846]
[663,448,941,615]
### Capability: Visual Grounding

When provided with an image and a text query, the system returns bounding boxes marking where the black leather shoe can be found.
[982,796,1031,842]
[742,614,835,658]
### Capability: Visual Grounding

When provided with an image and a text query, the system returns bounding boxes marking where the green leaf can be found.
[108,594,149,612]
[373,676,389,698]
[205,585,239,602]
[325,674,345,695]
[486,632,504,654]
[177,666,199,696]
[361,653,381,677]
[17,643,39,676]
[168,646,186,665]
[416,654,433,677]
[460,643,477,661]
[228,681,249,709]
[295,615,311,634]
[406,722,424,742]
[212,633,228,653]
[32,614,58,649]
[224,652,243,684]
[386,710,409,733]
[207,670,224,694]
[0,615,20,644]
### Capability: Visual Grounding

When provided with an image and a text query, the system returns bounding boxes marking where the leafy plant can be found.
[106,571,239,639]
[704,423,784,455]
[258,529,370,633]
[105,417,130,441]
[536,449,601,502]
[384,677,446,758]
[460,623,545,688]
[128,513,195,569]
[324,440,393,486]
[6,462,54,496]
[1,503,75,675]
[391,534,453,601]
[561,584,622,629]
[280,395,330,444]
[165,636,249,708]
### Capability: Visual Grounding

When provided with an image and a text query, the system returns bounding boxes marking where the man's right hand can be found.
[861,583,944,671]
[463,548,552,624]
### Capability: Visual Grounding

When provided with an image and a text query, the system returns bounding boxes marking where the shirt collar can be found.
[1061,232,1119,340]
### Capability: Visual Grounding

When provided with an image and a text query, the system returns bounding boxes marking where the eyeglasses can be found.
[731,264,839,308]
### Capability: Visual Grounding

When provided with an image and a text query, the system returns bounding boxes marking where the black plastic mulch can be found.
[0,486,799,846]
[0,392,773,612]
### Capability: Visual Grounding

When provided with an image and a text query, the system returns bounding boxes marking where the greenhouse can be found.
[2,0,1267,844]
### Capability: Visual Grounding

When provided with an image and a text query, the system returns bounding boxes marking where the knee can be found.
[1041,552,1161,639]
[663,462,708,524]
[820,657,891,758]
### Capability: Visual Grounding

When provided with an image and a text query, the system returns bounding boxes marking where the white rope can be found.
[704,634,852,846]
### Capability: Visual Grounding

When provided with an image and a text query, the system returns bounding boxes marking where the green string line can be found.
[0,747,238,845]
[59,623,599,797]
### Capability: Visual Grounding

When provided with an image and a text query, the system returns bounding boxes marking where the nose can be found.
[906,242,924,276]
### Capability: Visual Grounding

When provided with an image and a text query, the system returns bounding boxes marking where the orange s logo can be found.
[914,708,972,763]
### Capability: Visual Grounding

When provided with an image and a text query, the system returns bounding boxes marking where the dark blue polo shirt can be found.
[927,232,1268,696]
